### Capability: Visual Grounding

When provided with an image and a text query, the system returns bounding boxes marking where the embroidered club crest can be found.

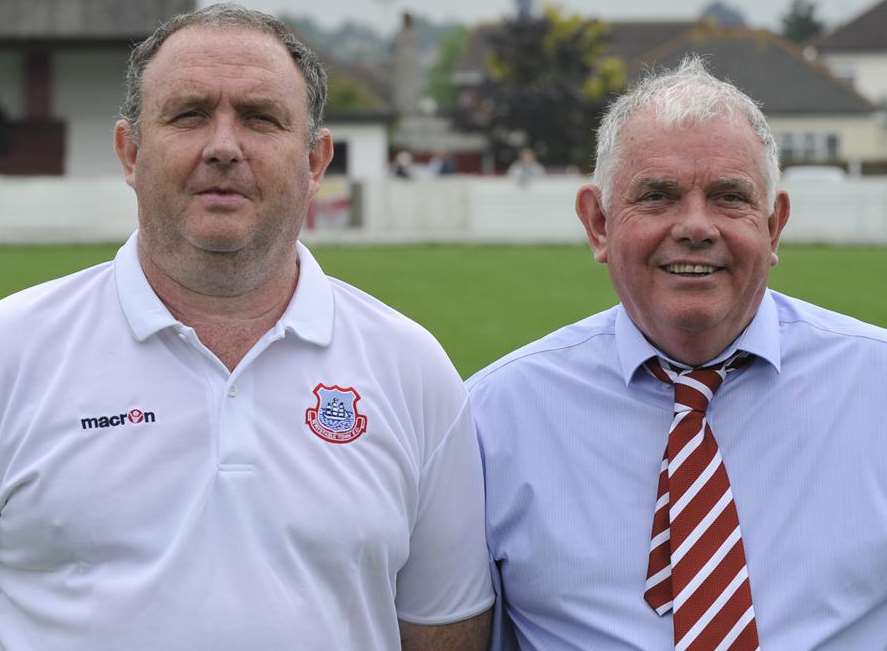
[305,384,367,444]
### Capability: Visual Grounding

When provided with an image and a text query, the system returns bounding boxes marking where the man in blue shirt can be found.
[468,56,887,650]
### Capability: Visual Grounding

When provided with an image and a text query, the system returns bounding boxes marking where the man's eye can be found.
[248,114,278,126]
[639,191,668,202]
[719,193,748,203]
[172,111,204,123]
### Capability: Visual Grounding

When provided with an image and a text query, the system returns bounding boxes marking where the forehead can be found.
[615,109,768,189]
[141,26,303,106]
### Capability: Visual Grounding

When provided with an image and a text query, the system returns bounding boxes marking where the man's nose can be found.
[202,117,243,166]
[671,195,718,247]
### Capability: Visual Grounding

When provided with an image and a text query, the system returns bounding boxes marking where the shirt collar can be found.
[115,232,334,347]
[615,289,781,386]
[278,241,334,347]
[115,232,179,341]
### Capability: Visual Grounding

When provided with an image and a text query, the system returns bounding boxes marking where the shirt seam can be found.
[468,329,616,390]
[779,317,887,346]
[420,394,472,475]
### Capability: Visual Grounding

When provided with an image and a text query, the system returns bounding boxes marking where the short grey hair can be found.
[119,3,327,145]
[592,56,780,210]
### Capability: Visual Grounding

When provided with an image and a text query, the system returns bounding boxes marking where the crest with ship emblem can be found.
[305,384,367,444]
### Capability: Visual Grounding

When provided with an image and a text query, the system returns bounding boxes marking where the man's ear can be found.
[307,128,334,195]
[114,119,138,188]
[576,184,609,263]
[768,190,791,267]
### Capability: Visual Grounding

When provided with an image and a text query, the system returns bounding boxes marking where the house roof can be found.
[0,0,194,40]
[454,19,699,81]
[603,21,700,61]
[455,19,873,116]
[633,26,874,115]
[813,0,887,52]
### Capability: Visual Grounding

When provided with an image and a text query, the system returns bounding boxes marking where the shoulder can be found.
[0,262,115,339]
[327,276,452,360]
[466,306,618,396]
[326,276,465,412]
[772,291,887,348]
[0,263,116,398]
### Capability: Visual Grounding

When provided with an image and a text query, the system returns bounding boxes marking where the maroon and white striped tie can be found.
[644,353,759,651]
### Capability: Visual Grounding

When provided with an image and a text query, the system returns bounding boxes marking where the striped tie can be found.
[644,353,759,651]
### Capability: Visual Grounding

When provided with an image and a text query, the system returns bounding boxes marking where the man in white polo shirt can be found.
[0,5,492,649]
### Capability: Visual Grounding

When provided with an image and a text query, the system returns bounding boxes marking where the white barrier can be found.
[2,175,887,245]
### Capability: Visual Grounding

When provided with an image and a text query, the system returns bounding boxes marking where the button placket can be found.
[218,371,257,470]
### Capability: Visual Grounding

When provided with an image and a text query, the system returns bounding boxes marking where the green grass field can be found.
[1,243,885,377]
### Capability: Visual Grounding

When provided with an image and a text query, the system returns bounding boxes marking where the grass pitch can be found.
[1,243,885,377]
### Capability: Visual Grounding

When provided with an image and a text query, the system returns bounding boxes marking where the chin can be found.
[184,228,253,254]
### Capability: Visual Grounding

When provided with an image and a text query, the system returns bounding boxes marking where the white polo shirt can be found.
[0,233,493,650]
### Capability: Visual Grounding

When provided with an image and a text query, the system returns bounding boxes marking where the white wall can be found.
[0,176,136,243]
[329,123,388,180]
[823,52,887,106]
[779,177,887,244]
[53,49,130,177]
[2,175,886,246]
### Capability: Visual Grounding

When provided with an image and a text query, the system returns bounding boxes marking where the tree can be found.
[455,7,625,170]
[427,26,469,111]
[699,1,746,26]
[326,73,386,112]
[781,0,824,43]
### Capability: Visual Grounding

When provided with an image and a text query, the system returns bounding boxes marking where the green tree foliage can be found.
[781,0,824,43]
[456,6,625,169]
[427,26,469,111]
[326,73,385,112]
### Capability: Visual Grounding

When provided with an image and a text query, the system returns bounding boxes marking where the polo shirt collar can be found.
[115,232,179,341]
[115,232,334,347]
[615,289,781,386]
[278,242,334,347]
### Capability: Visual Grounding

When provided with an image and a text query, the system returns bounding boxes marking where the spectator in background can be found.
[392,149,414,179]
[508,147,545,187]
[428,150,458,176]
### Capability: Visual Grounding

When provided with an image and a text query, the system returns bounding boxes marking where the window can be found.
[777,131,841,163]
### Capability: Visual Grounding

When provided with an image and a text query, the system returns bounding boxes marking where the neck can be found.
[139,249,299,372]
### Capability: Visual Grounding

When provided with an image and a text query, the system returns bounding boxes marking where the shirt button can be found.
[227,385,239,398]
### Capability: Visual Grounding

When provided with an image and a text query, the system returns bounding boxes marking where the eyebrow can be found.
[626,176,758,197]
[627,177,681,196]
[707,178,756,195]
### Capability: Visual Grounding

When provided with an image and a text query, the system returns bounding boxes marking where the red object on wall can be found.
[0,121,66,175]
[25,50,52,121]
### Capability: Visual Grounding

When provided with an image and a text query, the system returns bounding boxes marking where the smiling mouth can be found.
[662,263,720,276]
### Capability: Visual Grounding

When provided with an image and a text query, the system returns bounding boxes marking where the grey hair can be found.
[119,3,327,145]
[592,56,780,210]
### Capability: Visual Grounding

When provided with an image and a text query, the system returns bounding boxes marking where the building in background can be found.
[0,0,391,181]
[454,19,887,173]
[810,0,887,108]
[631,25,886,173]
[0,0,194,176]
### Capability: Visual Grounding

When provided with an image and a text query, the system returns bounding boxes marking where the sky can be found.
[202,0,880,35]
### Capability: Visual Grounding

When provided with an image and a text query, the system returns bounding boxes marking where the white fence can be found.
[2,175,887,245]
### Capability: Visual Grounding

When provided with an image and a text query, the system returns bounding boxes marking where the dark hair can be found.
[119,3,327,144]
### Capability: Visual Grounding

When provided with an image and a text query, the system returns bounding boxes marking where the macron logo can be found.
[81,408,156,430]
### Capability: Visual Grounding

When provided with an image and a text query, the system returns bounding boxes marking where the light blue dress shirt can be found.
[468,290,887,650]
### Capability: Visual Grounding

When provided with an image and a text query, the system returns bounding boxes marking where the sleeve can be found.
[394,397,495,624]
